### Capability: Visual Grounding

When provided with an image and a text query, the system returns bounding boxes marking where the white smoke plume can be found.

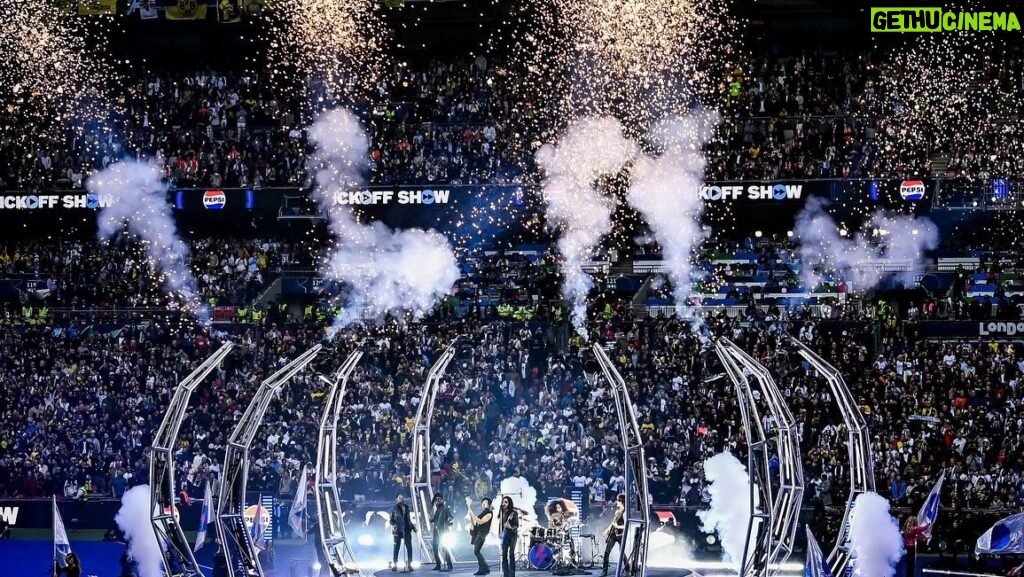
[536,117,638,338]
[115,485,164,577]
[795,197,939,291]
[498,475,539,537]
[306,108,460,332]
[499,475,538,516]
[850,492,905,577]
[697,451,753,569]
[628,111,718,318]
[89,161,204,318]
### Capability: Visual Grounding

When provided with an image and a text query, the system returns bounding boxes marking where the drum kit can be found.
[517,510,597,573]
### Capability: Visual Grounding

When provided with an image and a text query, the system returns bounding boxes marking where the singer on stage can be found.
[499,496,519,577]
[602,494,625,577]
[431,493,454,572]
[466,496,493,576]
[391,494,417,572]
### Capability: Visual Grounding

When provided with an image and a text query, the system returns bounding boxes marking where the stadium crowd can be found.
[2,46,1021,192]
[0,235,1020,563]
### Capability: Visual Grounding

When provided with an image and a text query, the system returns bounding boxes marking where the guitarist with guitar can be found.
[466,496,494,576]
[601,495,626,577]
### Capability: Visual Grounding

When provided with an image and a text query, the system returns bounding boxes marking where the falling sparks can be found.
[865,1,1023,181]
[259,0,389,111]
[0,0,122,151]
[494,0,739,144]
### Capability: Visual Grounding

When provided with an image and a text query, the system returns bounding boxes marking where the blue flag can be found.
[976,513,1024,555]
[805,526,833,577]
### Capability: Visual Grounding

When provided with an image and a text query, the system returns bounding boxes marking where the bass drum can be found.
[529,543,555,570]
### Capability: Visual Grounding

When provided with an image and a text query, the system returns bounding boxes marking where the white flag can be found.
[194,481,213,552]
[915,471,944,543]
[53,496,72,567]
[288,467,308,538]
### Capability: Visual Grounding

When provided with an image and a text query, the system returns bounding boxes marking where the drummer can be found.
[547,501,574,532]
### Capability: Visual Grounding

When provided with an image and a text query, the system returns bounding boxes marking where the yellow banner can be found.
[78,0,117,15]
[165,0,209,20]
[217,0,241,22]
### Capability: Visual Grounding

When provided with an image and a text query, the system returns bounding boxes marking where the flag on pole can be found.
[194,481,213,552]
[976,513,1024,555]
[288,467,308,538]
[915,471,944,542]
[805,526,833,577]
[53,496,72,568]
[250,497,267,551]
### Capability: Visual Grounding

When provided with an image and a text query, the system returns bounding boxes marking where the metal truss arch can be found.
[789,338,875,577]
[714,341,773,577]
[315,348,365,577]
[591,344,651,577]
[217,345,323,577]
[716,338,804,577]
[150,342,235,577]
[410,338,462,561]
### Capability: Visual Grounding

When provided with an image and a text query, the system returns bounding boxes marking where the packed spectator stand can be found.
[0,229,1020,564]
[2,46,1021,191]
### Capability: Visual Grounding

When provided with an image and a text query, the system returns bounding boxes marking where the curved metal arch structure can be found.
[217,345,323,577]
[716,338,804,577]
[789,338,875,577]
[150,342,235,577]
[714,341,773,577]
[591,344,651,577]
[410,338,461,561]
[315,348,365,577]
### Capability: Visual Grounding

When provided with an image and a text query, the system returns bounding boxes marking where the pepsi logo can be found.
[203,190,226,209]
[900,180,925,201]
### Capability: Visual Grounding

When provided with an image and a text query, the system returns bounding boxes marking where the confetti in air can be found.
[536,117,638,338]
[89,161,205,319]
[697,452,755,570]
[307,109,460,332]
[794,197,940,292]
[628,111,719,319]
[849,492,905,577]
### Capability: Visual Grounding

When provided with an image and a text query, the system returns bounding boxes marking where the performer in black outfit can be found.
[601,494,626,577]
[499,496,519,577]
[54,552,81,577]
[391,494,417,572]
[465,496,493,576]
[431,493,454,571]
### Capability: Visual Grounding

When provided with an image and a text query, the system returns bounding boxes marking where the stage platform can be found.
[369,565,687,577]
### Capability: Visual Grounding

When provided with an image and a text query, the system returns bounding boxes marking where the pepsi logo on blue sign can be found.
[203,190,226,210]
[900,180,926,201]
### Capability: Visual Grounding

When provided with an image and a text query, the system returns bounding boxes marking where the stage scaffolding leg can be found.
[217,345,323,577]
[315,348,365,577]
[789,338,876,577]
[410,339,462,562]
[718,339,804,574]
[591,344,650,577]
[714,340,773,577]
[150,343,235,577]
